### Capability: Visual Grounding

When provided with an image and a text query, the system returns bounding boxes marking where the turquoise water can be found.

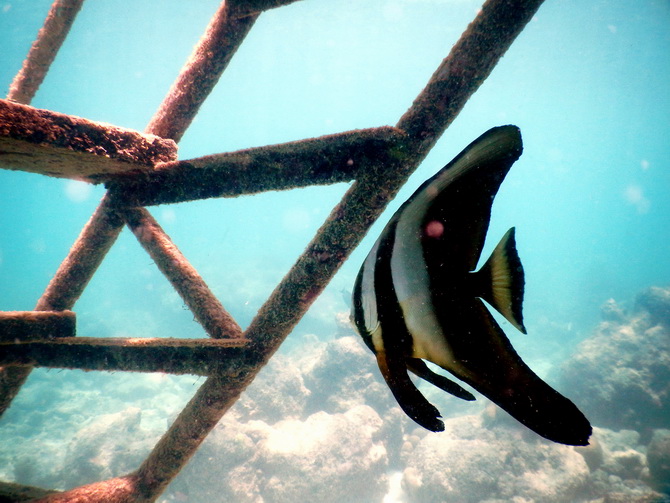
[1,0,669,501]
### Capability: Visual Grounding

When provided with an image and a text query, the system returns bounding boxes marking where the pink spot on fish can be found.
[424,220,444,239]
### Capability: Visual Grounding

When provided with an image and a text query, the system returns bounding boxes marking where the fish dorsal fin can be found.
[474,227,526,333]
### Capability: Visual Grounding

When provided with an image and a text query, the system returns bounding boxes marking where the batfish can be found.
[350,125,592,446]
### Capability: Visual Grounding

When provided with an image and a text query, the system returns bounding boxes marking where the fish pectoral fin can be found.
[473,227,527,333]
[376,352,444,432]
[407,358,475,401]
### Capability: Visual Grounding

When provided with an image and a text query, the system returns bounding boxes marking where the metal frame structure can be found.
[0,0,544,500]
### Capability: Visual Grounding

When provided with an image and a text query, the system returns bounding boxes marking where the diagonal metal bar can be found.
[1,0,546,500]
[144,1,258,142]
[6,0,85,104]
[120,207,244,339]
[248,0,545,363]
[34,195,125,313]
[27,475,140,503]
[128,1,545,500]
[227,0,303,18]
[396,0,544,158]
[0,194,125,417]
[112,0,261,344]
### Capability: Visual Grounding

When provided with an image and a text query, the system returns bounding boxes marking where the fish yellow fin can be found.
[474,227,526,333]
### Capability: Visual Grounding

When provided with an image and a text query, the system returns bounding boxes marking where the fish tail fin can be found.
[473,227,526,333]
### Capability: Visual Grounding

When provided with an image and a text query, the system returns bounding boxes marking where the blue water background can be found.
[0,0,669,493]
[2,0,668,353]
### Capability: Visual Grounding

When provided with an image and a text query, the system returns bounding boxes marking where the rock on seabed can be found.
[562,287,670,434]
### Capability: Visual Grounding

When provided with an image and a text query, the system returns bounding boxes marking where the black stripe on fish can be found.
[374,219,445,432]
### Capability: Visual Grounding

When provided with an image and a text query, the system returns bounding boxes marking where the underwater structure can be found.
[0,0,546,501]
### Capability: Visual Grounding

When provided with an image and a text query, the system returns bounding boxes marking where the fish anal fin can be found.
[376,352,444,432]
[473,227,526,333]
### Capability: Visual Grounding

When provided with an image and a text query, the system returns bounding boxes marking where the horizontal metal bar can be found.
[0,337,252,376]
[0,310,75,341]
[107,126,405,206]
